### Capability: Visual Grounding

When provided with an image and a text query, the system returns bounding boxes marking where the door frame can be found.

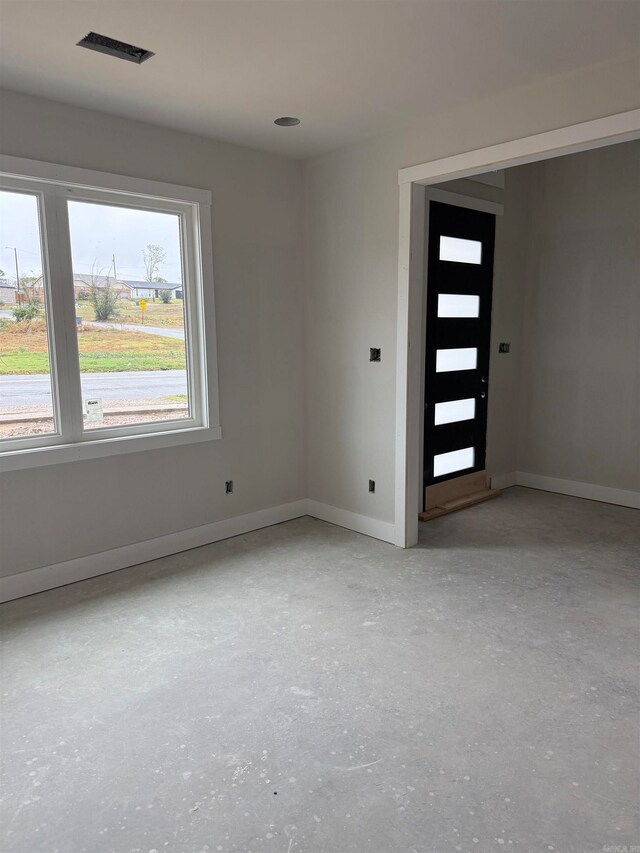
[394,109,640,548]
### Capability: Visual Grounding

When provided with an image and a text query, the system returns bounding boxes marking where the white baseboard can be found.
[0,498,398,603]
[515,472,640,509]
[305,500,397,545]
[489,470,638,508]
[0,500,309,604]
[490,471,518,490]
[4,475,635,603]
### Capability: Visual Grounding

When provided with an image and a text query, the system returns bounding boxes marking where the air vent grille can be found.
[77,32,154,64]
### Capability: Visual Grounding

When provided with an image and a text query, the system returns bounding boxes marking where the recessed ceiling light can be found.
[274,117,301,127]
[77,32,155,64]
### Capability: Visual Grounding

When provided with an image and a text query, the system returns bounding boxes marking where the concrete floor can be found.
[1,487,638,853]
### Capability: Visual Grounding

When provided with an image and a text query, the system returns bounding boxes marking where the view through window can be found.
[1,191,194,441]
[0,190,56,439]
[67,200,190,431]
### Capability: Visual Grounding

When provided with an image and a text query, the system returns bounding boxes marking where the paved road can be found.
[0,370,188,407]
[84,320,185,339]
[1,311,184,340]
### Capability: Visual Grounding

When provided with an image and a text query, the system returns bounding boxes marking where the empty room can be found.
[0,2,638,852]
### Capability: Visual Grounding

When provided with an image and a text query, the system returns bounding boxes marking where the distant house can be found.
[28,273,128,302]
[0,280,17,305]
[121,280,183,300]
[26,275,183,302]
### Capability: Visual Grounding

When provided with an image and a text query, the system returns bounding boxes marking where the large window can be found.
[0,157,219,469]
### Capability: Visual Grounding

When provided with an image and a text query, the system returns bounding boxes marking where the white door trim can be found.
[394,109,640,547]
[398,110,640,186]
[426,187,504,217]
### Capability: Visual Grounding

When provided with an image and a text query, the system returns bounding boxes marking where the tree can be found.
[12,303,41,322]
[89,264,118,322]
[157,288,172,304]
[20,273,42,305]
[143,244,167,283]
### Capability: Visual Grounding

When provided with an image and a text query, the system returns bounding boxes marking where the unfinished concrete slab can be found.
[1,487,638,853]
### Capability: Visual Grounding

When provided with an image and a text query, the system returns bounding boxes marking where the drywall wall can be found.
[484,170,531,479]
[517,140,640,491]
[1,51,639,584]
[0,89,305,576]
[303,55,639,523]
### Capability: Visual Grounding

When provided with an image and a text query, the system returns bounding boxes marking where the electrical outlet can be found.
[498,342,511,353]
[369,348,381,362]
[369,479,376,493]
[225,480,234,494]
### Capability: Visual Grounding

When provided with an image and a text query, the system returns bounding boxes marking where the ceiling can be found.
[1,0,638,159]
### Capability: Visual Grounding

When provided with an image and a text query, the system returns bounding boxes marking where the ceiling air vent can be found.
[77,32,154,64]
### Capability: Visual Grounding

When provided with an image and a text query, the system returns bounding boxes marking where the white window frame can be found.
[0,155,221,472]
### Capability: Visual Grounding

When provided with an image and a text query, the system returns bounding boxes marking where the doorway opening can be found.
[395,110,640,546]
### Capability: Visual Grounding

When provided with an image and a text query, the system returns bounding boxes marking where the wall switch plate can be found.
[369,479,376,493]
[225,480,234,494]
[370,348,381,362]
[498,342,511,353]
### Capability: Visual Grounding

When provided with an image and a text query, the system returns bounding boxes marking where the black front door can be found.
[424,200,496,487]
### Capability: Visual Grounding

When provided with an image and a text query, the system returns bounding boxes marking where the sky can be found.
[0,190,183,285]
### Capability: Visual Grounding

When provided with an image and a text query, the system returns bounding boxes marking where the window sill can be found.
[0,424,222,472]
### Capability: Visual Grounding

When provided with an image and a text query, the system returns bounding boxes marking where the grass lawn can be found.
[75,300,185,329]
[0,319,186,374]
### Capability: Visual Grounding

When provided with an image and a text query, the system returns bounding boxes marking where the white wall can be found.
[517,140,640,492]
[303,56,639,523]
[485,171,531,480]
[1,52,639,584]
[0,90,306,576]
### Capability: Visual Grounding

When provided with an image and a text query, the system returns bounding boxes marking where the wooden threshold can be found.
[425,470,487,510]
[419,488,501,522]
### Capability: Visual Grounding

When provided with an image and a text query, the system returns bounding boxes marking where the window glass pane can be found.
[433,446,474,477]
[0,191,56,440]
[439,235,482,264]
[434,398,475,425]
[436,347,477,373]
[67,201,190,430]
[437,293,480,318]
